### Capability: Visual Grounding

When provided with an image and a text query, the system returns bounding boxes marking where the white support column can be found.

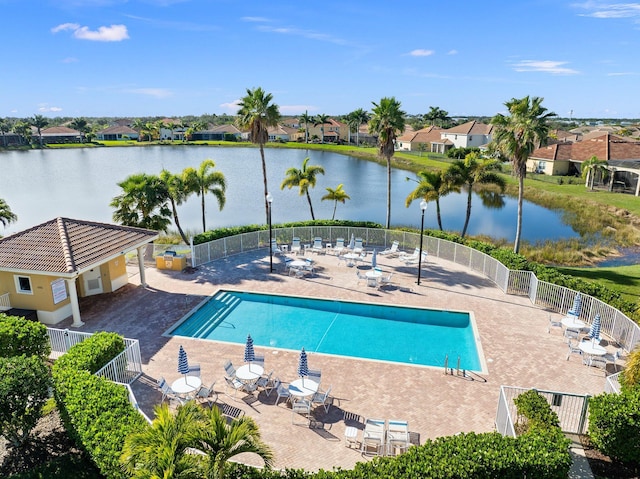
[67,278,84,327]
[137,245,147,287]
[635,173,640,197]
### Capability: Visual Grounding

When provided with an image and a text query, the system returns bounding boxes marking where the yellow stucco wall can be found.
[0,271,71,311]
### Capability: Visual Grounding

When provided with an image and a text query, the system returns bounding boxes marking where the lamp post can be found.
[417,199,428,285]
[266,193,273,273]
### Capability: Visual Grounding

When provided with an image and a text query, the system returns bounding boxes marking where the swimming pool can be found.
[168,290,483,371]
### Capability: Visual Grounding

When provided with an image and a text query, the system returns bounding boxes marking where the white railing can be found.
[0,292,10,310]
[495,386,591,436]
[47,328,94,360]
[191,227,640,353]
[121,383,152,424]
[605,372,622,394]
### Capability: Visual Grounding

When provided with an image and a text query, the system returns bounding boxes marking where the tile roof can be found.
[531,133,640,163]
[97,125,138,134]
[39,126,81,136]
[397,125,442,142]
[443,120,493,135]
[0,218,158,275]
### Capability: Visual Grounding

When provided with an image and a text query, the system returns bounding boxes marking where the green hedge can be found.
[52,332,145,479]
[0,314,50,359]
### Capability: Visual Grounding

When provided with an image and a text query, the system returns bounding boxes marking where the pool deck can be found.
[59,248,614,472]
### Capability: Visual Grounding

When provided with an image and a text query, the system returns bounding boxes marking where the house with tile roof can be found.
[528,133,640,195]
[430,120,493,154]
[96,125,140,141]
[191,124,242,141]
[0,218,158,327]
[397,126,443,151]
[35,126,82,144]
[307,118,348,143]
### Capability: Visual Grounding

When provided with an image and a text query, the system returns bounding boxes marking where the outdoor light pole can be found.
[266,193,274,272]
[417,199,428,285]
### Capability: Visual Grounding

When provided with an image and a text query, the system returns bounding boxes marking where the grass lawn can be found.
[557,264,640,303]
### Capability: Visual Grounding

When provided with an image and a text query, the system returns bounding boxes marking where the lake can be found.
[0,146,578,243]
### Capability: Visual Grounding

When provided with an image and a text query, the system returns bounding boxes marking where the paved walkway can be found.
[60,248,609,473]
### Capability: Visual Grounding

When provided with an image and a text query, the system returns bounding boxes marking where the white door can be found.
[83,268,103,296]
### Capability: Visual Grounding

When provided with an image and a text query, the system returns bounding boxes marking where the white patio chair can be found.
[270,239,283,255]
[189,363,201,378]
[291,237,302,255]
[224,375,245,398]
[274,378,291,405]
[253,354,265,369]
[311,237,324,254]
[256,370,275,396]
[196,380,218,407]
[157,377,186,405]
[332,238,345,256]
[387,419,410,456]
[378,273,394,290]
[311,385,332,413]
[380,240,400,258]
[361,418,386,456]
[353,237,364,254]
[547,314,563,334]
[307,369,322,385]
[291,398,312,424]
[566,339,585,363]
[223,360,237,378]
[356,271,367,285]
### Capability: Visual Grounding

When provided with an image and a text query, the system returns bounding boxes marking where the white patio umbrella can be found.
[348,234,355,250]
[371,249,378,269]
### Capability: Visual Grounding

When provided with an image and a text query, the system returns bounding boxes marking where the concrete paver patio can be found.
[59,248,611,472]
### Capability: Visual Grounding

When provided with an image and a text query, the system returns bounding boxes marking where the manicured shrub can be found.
[588,387,640,464]
[514,389,560,433]
[54,332,124,374]
[0,313,50,359]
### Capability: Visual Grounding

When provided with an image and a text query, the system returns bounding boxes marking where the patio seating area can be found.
[65,245,613,472]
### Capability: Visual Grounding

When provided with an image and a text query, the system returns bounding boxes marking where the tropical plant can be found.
[12,120,32,145]
[620,346,640,390]
[491,95,556,253]
[236,87,281,222]
[352,107,370,146]
[405,170,455,231]
[183,159,227,233]
[0,198,17,228]
[322,183,351,220]
[110,173,172,231]
[299,110,313,143]
[193,403,274,479]
[0,118,10,147]
[313,114,330,144]
[280,157,325,220]
[159,169,191,244]
[445,152,505,238]
[369,96,406,228]
[581,155,609,190]
[69,117,90,143]
[121,402,202,479]
[30,114,49,147]
[424,106,451,127]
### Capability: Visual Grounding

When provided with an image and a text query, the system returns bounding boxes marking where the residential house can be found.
[430,120,493,154]
[267,125,298,142]
[35,126,81,144]
[307,118,348,143]
[96,125,140,141]
[397,126,443,152]
[159,118,187,141]
[0,218,158,327]
[191,124,242,141]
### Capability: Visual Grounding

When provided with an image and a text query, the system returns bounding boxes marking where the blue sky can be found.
[2,0,640,119]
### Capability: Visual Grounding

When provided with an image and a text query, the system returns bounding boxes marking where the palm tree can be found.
[424,106,451,127]
[445,153,505,238]
[193,403,273,479]
[0,119,10,147]
[491,96,556,253]
[313,114,330,144]
[159,169,191,244]
[352,108,370,146]
[369,97,406,229]
[236,87,281,222]
[343,112,357,145]
[29,114,49,147]
[321,183,350,220]
[69,117,89,143]
[581,156,609,190]
[121,402,201,479]
[405,170,455,231]
[183,159,226,232]
[280,157,325,220]
[299,111,313,144]
[0,198,17,228]
[110,173,172,231]
[12,121,32,145]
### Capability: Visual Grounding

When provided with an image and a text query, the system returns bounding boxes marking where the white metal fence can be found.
[0,292,10,310]
[605,371,622,394]
[496,386,591,436]
[191,227,640,353]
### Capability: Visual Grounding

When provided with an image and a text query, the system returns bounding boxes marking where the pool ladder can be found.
[443,355,466,378]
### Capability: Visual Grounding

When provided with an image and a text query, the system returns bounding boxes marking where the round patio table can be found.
[172,376,202,395]
[235,364,264,383]
[288,378,319,398]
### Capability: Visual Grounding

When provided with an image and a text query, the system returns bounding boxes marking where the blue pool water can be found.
[168,290,482,371]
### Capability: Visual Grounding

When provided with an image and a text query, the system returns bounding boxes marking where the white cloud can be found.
[242,16,270,23]
[125,88,172,98]
[447,49,458,55]
[38,104,63,112]
[256,25,348,46]
[52,23,129,41]
[220,100,241,111]
[574,1,640,18]
[408,49,434,57]
[607,71,637,75]
[512,60,579,75]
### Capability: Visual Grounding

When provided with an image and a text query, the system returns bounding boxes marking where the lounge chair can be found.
[332,238,345,256]
[380,240,400,258]
[387,420,410,455]
[353,237,364,254]
[291,237,302,255]
[311,237,324,254]
[400,248,426,265]
[361,418,386,456]
[270,239,283,255]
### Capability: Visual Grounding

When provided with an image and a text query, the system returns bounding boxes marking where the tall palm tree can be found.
[121,402,201,479]
[352,108,370,146]
[321,183,350,220]
[445,153,505,238]
[343,112,357,145]
[159,169,191,244]
[405,170,455,231]
[424,106,451,127]
[491,96,556,253]
[581,155,609,190]
[369,97,406,229]
[299,110,313,144]
[110,173,172,231]
[194,403,274,479]
[183,159,226,232]
[12,121,31,145]
[280,157,325,220]
[313,114,330,144]
[29,114,48,147]
[0,198,17,228]
[236,87,281,222]
[69,117,89,143]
